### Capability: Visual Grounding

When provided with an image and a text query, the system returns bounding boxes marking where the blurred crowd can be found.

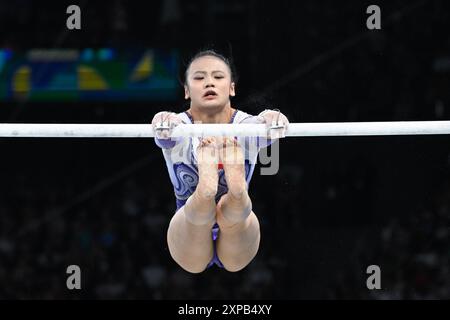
[328,177,450,299]
[1,0,450,299]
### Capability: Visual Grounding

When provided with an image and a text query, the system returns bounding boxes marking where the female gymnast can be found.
[151,50,289,273]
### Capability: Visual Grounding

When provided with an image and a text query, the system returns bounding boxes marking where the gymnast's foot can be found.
[196,137,219,199]
[219,137,247,199]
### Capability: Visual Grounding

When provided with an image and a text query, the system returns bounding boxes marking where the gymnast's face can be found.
[184,56,235,112]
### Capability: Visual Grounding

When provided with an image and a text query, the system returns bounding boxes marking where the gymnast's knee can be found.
[177,260,209,274]
[166,232,212,274]
[221,259,254,272]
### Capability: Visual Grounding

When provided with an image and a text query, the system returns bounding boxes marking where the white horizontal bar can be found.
[0,121,450,138]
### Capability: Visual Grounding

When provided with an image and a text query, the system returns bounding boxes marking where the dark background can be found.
[1,0,450,299]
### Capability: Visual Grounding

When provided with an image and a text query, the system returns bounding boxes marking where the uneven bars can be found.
[1,121,450,138]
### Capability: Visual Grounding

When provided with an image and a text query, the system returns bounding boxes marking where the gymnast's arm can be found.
[239,109,289,148]
[151,111,185,149]
[238,114,272,148]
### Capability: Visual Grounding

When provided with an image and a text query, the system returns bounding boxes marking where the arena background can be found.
[0,0,450,299]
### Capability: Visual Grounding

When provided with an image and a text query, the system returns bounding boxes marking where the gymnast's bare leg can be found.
[166,137,219,273]
[216,137,261,272]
